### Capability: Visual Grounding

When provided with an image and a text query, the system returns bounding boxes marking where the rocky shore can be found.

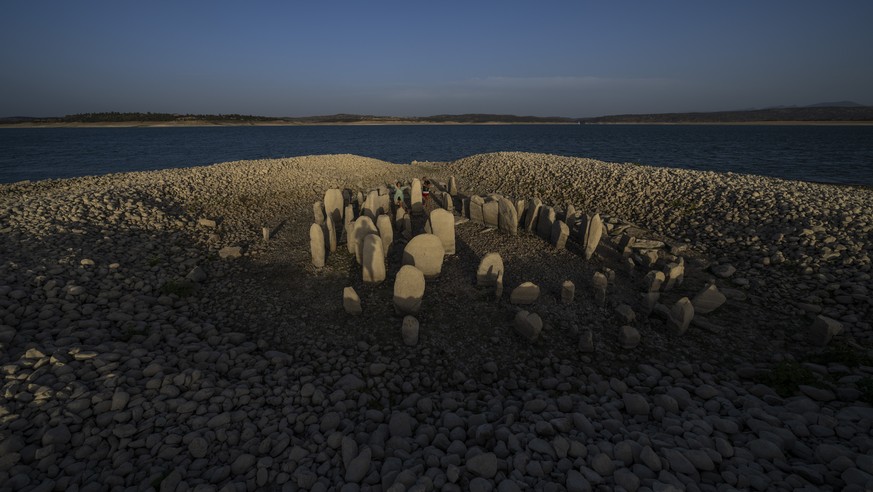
[1,152,872,491]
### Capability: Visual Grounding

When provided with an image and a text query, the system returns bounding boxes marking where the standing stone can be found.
[470,196,485,225]
[643,271,665,292]
[344,204,356,252]
[524,198,542,232]
[565,204,576,223]
[580,214,603,260]
[410,179,423,214]
[592,272,607,306]
[448,176,458,194]
[691,284,726,314]
[809,315,843,346]
[619,326,640,349]
[514,199,527,226]
[262,226,270,241]
[396,207,412,239]
[483,200,499,228]
[442,191,454,212]
[343,287,362,315]
[537,206,556,240]
[640,292,660,315]
[497,198,519,235]
[361,234,386,283]
[324,189,344,226]
[402,316,420,346]
[551,220,570,249]
[376,215,393,257]
[510,282,540,305]
[313,201,326,225]
[424,208,456,254]
[362,190,383,221]
[477,253,504,287]
[662,261,685,291]
[324,216,337,253]
[310,224,325,268]
[561,281,575,304]
[353,216,379,264]
[667,297,694,334]
[402,234,444,279]
[394,265,426,315]
[514,311,543,341]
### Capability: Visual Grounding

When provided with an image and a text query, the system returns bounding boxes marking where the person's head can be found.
[396,181,401,187]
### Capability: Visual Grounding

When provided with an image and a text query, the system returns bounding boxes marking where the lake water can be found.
[0,124,871,186]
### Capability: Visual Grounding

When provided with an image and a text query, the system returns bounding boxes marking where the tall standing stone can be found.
[667,297,694,334]
[551,220,569,249]
[470,196,485,225]
[402,234,444,279]
[394,265,426,315]
[476,253,504,287]
[424,209,455,254]
[313,201,326,225]
[324,215,337,253]
[514,199,527,226]
[448,176,458,195]
[524,198,542,232]
[374,214,393,257]
[324,189,344,226]
[441,191,454,212]
[310,223,325,268]
[537,206,556,240]
[561,281,575,304]
[410,179,423,214]
[565,204,576,224]
[483,200,499,228]
[362,190,383,221]
[402,316,420,346]
[592,272,607,306]
[662,260,685,291]
[361,234,386,283]
[396,207,412,239]
[344,204,356,252]
[343,287,362,315]
[498,198,518,235]
[580,213,603,260]
[353,216,379,264]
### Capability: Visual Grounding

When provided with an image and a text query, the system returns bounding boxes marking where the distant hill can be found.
[578,105,873,124]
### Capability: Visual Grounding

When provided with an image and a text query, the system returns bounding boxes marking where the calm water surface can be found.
[0,124,871,186]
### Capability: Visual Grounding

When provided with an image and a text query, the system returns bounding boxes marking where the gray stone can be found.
[615,304,636,324]
[592,272,607,306]
[467,452,498,478]
[561,280,575,304]
[361,234,386,283]
[343,287,362,315]
[186,266,207,283]
[402,234,445,279]
[345,447,372,482]
[510,282,540,304]
[344,204,356,253]
[809,315,843,346]
[498,198,519,235]
[353,216,378,264]
[219,246,242,259]
[662,262,685,291]
[309,224,325,268]
[324,214,337,253]
[691,284,726,314]
[198,218,217,228]
[231,453,256,475]
[362,190,383,221]
[524,198,542,232]
[470,195,485,224]
[619,325,640,349]
[483,200,500,228]
[313,201,326,225]
[514,310,543,341]
[410,179,423,214]
[580,214,603,260]
[623,393,649,416]
[551,220,569,249]
[42,425,71,446]
[667,297,694,334]
[324,188,344,225]
[376,214,393,257]
[643,271,665,292]
[394,265,425,315]
[448,176,458,194]
[425,208,456,254]
[537,206,556,240]
[477,253,504,287]
[711,264,736,278]
[402,315,419,346]
[749,439,785,461]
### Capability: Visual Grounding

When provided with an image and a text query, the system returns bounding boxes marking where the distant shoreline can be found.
[2,120,872,128]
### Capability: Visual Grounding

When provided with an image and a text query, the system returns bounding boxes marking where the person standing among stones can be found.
[422,178,432,208]
[393,181,408,212]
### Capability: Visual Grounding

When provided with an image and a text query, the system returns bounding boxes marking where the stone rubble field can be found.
[1,152,872,491]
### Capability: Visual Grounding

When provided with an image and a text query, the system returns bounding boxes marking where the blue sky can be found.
[2,1,872,117]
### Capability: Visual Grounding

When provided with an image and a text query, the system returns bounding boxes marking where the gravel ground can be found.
[1,152,872,491]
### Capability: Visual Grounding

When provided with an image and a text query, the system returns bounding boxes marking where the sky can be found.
[2,1,872,118]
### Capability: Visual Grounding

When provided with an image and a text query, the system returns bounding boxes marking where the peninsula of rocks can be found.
[1,152,871,491]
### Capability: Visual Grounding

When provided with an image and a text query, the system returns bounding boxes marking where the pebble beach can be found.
[1,152,872,491]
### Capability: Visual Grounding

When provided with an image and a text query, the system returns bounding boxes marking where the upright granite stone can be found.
[410,179,423,214]
[514,199,527,227]
[310,223,325,268]
[324,216,337,253]
[362,190,383,221]
[667,297,694,334]
[343,287,362,315]
[424,208,455,254]
[551,220,569,249]
[395,207,412,239]
[592,272,608,306]
[344,204,355,252]
[394,265,426,315]
[353,216,378,264]
[691,284,726,314]
[375,215,393,257]
[497,198,518,235]
[809,315,843,346]
[580,213,603,260]
[313,201,326,225]
[510,282,540,305]
[561,280,575,304]
[663,261,685,291]
[441,191,454,212]
[483,200,499,228]
[524,198,542,232]
[361,234,386,283]
[448,176,458,195]
[469,195,485,225]
[324,188,344,226]
[402,234,444,279]
[565,204,576,223]
[514,311,543,341]
[402,316,420,346]
[537,206,556,240]
[477,253,504,287]
[643,271,665,292]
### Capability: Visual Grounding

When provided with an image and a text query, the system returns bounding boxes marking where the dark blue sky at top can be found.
[2,1,872,117]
